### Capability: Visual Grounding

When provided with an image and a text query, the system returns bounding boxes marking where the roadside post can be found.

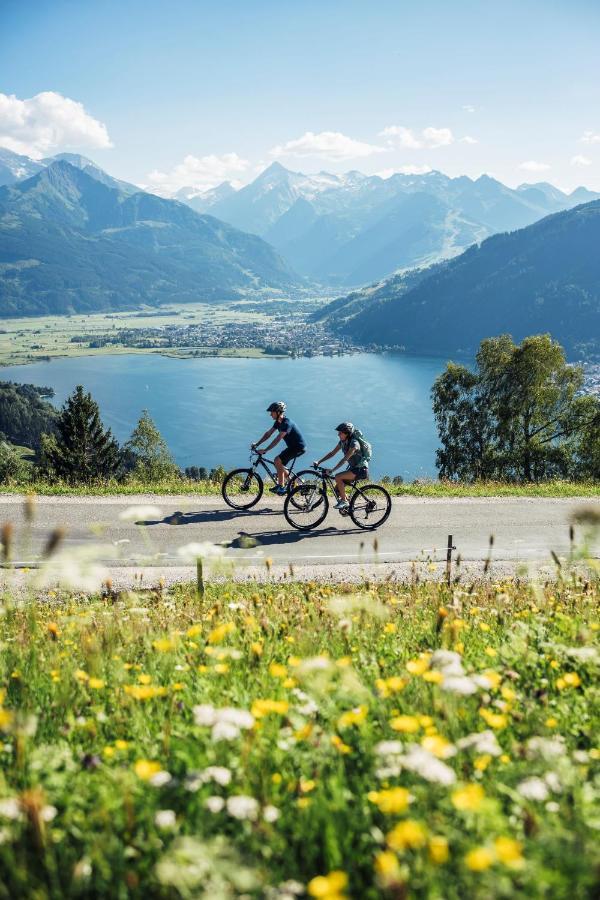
[445,534,456,586]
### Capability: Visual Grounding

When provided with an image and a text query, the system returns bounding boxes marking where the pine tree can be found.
[125,410,179,481]
[41,385,120,483]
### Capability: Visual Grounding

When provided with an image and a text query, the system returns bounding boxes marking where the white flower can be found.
[517,776,549,801]
[202,766,232,786]
[41,805,57,822]
[226,795,259,821]
[177,542,226,563]
[441,675,480,695]
[291,689,318,717]
[400,745,457,785]
[118,505,162,521]
[430,650,464,676]
[545,801,560,813]
[544,771,562,793]
[218,708,255,729]
[205,796,225,813]
[193,704,217,727]
[375,740,404,757]
[36,545,112,593]
[211,721,241,742]
[0,798,21,820]
[150,771,172,788]
[564,647,597,662]
[154,809,176,829]
[263,804,280,823]
[456,731,502,757]
[526,736,566,760]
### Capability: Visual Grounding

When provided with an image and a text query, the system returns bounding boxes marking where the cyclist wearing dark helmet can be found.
[314,422,369,510]
[252,401,306,496]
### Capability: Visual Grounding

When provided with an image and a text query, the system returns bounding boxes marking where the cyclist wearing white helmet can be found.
[252,401,306,495]
[314,422,369,510]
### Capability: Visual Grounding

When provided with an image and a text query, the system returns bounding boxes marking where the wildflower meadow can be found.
[0,537,598,897]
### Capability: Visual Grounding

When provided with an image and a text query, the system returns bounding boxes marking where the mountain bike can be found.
[283,465,392,531]
[221,448,314,510]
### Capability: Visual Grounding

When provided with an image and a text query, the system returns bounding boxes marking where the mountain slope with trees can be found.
[327,200,600,356]
[0,161,300,316]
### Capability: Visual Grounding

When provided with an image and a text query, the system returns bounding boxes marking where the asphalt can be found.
[1,493,598,588]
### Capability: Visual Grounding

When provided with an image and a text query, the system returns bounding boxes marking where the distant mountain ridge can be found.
[190,162,600,286]
[0,160,299,317]
[322,199,600,357]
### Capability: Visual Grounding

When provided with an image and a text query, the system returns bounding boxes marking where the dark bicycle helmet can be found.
[267,401,286,414]
[335,421,354,435]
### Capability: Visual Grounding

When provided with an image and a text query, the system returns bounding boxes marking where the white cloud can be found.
[462,104,476,113]
[0,91,112,159]
[379,125,422,148]
[376,164,433,178]
[147,152,250,195]
[269,130,386,160]
[380,125,455,149]
[581,130,600,145]
[461,135,478,144]
[571,154,592,167]
[519,160,551,173]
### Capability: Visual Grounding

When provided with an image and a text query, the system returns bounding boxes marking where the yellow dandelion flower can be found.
[338,705,367,728]
[384,622,397,634]
[465,846,494,871]
[74,669,88,682]
[331,735,352,754]
[335,656,352,668]
[474,754,492,772]
[563,672,581,687]
[269,662,288,679]
[271,773,282,784]
[186,624,203,638]
[0,709,14,730]
[494,836,524,869]
[451,783,485,812]
[251,699,289,718]
[482,670,502,690]
[103,746,115,758]
[390,714,420,734]
[138,674,152,685]
[479,708,507,729]
[153,637,176,653]
[207,622,235,644]
[134,759,161,780]
[406,655,431,676]
[428,835,449,864]
[374,850,401,881]
[297,797,312,809]
[421,734,453,758]
[214,663,229,674]
[307,870,348,899]
[386,819,427,852]
[545,717,558,728]
[115,739,129,750]
[88,677,105,690]
[251,641,263,656]
[423,670,444,684]
[368,787,411,814]
[300,778,316,793]
[47,622,60,638]
[484,646,498,658]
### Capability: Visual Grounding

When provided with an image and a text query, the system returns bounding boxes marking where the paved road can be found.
[1,495,598,586]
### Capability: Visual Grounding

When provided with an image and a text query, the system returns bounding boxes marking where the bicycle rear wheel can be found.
[349,484,391,529]
[284,484,329,530]
[222,469,263,510]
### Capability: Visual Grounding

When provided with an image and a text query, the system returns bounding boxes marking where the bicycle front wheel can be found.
[288,470,325,510]
[284,483,329,530]
[222,469,263,510]
[349,484,392,530]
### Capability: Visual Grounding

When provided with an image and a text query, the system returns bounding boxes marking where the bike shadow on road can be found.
[231,525,364,547]
[136,508,282,527]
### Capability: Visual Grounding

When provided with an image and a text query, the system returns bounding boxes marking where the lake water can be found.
[1,353,447,479]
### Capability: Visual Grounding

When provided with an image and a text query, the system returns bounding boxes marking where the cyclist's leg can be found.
[335,469,356,503]
[274,447,296,488]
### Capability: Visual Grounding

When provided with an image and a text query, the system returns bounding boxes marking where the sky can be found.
[1,0,600,194]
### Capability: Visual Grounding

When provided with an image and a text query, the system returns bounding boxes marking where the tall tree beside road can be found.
[40,385,120,483]
[124,410,179,480]
[432,334,600,481]
[0,382,57,451]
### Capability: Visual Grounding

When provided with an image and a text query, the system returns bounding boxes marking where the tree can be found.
[0,381,57,452]
[432,334,600,482]
[40,385,120,483]
[0,441,31,484]
[124,410,179,481]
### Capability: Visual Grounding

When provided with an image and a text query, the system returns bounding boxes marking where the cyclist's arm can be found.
[330,446,355,473]
[315,444,341,465]
[262,431,284,453]
[254,426,276,447]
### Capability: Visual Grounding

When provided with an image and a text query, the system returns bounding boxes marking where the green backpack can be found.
[352,428,372,463]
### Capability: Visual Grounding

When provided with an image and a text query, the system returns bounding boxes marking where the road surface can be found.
[1,494,598,587]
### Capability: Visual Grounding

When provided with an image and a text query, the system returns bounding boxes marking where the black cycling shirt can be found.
[276,417,306,453]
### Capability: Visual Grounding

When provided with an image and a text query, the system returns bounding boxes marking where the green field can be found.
[0,556,598,898]
[0,303,272,367]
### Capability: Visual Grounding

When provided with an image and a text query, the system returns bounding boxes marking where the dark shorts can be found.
[343,465,369,480]
[277,447,305,467]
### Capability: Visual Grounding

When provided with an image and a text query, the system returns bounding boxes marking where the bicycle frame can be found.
[303,465,359,498]
[248,450,300,485]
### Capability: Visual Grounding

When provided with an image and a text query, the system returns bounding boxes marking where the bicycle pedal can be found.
[338,508,349,517]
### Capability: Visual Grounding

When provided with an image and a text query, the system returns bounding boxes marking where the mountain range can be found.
[181,161,600,286]
[0,154,298,317]
[319,199,600,356]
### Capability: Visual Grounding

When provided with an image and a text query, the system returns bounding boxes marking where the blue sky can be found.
[1,0,599,192]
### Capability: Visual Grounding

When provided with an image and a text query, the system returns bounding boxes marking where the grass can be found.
[0,476,599,497]
[0,560,598,898]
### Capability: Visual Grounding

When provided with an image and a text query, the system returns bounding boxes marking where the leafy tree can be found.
[0,381,57,452]
[432,334,600,482]
[0,441,31,484]
[40,385,120,483]
[124,410,179,480]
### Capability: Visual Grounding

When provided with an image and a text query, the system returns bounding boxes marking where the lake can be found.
[1,353,448,479]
